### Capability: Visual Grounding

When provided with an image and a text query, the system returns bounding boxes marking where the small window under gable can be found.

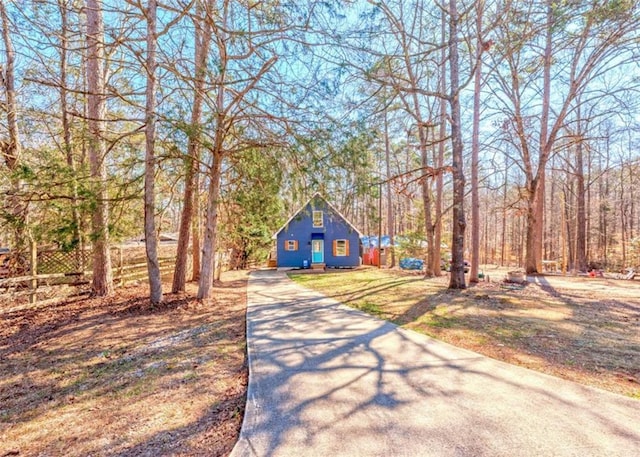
[312,210,323,228]
[285,240,298,251]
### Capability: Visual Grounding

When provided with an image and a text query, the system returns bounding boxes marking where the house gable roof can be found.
[272,192,362,239]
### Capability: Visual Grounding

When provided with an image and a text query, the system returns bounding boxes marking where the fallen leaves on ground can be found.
[0,270,248,457]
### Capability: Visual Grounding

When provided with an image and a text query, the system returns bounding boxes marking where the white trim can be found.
[312,210,323,228]
[272,192,362,239]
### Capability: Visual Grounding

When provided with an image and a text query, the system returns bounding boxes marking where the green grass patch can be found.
[290,270,458,329]
[493,327,526,339]
[413,307,460,329]
[426,315,459,328]
[354,300,384,317]
[182,371,198,382]
[289,270,429,307]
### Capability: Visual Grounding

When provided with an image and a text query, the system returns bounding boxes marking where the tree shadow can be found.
[231,270,640,456]
[0,278,248,456]
[382,273,640,395]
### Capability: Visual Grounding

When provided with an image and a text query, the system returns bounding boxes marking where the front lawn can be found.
[290,267,640,399]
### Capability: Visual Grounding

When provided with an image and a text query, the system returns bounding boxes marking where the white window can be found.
[285,240,298,251]
[312,211,323,228]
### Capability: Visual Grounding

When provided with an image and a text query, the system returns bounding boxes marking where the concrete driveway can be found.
[231,270,639,457]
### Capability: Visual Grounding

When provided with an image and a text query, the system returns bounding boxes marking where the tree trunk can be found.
[378,182,383,268]
[420,128,434,278]
[525,0,553,275]
[197,152,222,299]
[197,23,227,299]
[0,2,19,170]
[563,184,575,271]
[86,0,113,296]
[144,0,162,304]
[448,0,466,289]
[469,0,484,283]
[500,157,508,266]
[172,3,211,293]
[547,161,557,261]
[585,138,592,263]
[620,166,627,268]
[628,158,635,240]
[432,6,447,278]
[173,155,196,292]
[601,137,609,266]
[191,172,201,281]
[525,175,544,273]
[384,108,395,268]
[0,2,27,268]
[575,136,587,272]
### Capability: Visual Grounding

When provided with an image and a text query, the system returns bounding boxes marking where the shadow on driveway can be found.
[232,270,639,457]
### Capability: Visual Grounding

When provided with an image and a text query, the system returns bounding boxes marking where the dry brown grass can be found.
[0,270,248,457]
[291,266,640,399]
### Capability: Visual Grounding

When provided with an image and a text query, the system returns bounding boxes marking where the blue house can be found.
[273,193,362,269]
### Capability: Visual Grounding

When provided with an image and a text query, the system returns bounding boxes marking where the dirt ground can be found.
[0,270,248,457]
[291,266,640,399]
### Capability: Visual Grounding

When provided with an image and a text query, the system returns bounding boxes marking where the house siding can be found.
[275,196,360,268]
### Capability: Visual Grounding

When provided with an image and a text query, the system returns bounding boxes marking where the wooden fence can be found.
[0,246,231,306]
[0,258,176,305]
[37,249,91,274]
[0,244,175,305]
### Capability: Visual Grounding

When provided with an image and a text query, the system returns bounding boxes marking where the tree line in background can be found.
[1,0,639,302]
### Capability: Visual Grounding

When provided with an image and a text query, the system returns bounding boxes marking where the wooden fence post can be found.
[29,241,37,304]
[118,247,124,285]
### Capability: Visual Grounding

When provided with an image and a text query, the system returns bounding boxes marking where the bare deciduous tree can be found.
[172,0,212,293]
[144,0,162,304]
[447,0,466,289]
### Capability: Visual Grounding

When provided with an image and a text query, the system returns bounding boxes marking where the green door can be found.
[312,239,324,263]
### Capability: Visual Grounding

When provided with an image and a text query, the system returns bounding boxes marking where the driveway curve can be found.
[231,270,639,457]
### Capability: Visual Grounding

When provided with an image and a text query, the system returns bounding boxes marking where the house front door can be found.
[312,239,324,263]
